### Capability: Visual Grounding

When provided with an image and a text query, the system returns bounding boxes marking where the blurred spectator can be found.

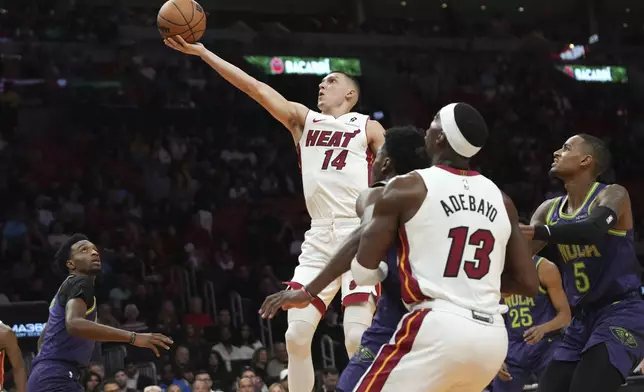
[212,326,244,372]
[183,297,214,329]
[250,348,269,383]
[268,384,286,392]
[192,379,210,392]
[88,363,106,380]
[101,380,121,392]
[97,303,121,328]
[121,304,148,333]
[194,370,219,392]
[237,376,254,392]
[157,300,181,336]
[113,369,136,392]
[319,368,339,392]
[238,324,263,359]
[124,356,154,390]
[206,350,232,391]
[180,323,208,362]
[217,309,232,329]
[279,370,289,392]
[266,343,288,380]
[82,371,102,392]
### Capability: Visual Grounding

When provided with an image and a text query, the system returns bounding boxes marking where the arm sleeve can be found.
[533,206,618,245]
[58,275,95,309]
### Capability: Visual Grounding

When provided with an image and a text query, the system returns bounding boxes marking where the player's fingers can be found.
[155,334,174,345]
[259,295,278,314]
[153,339,171,351]
[173,35,188,46]
[148,344,160,357]
[259,298,276,318]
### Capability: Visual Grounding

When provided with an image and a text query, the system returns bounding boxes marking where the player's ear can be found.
[381,157,392,175]
[66,259,75,271]
[345,88,356,101]
[436,130,448,146]
[580,154,593,170]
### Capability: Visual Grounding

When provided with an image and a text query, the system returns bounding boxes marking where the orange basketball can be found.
[157,0,207,43]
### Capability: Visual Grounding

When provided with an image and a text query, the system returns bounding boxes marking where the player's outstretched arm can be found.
[523,258,571,345]
[527,185,630,245]
[65,299,173,357]
[0,324,26,392]
[501,194,539,297]
[164,36,308,140]
[522,198,556,255]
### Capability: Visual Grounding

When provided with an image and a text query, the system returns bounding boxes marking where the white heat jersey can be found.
[298,110,373,220]
[400,165,511,314]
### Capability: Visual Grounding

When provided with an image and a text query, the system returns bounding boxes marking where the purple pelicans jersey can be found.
[27,275,98,392]
[337,182,407,392]
[492,256,561,392]
[545,182,644,379]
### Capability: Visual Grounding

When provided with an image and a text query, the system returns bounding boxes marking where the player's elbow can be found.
[351,259,387,286]
[65,318,83,337]
[252,81,273,101]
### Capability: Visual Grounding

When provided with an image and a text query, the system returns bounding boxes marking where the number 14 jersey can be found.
[297,110,372,220]
[399,165,511,314]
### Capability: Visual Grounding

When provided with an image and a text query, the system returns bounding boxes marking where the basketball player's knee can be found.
[343,322,367,355]
[285,321,315,356]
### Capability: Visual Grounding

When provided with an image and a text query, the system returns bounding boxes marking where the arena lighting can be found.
[244,56,362,76]
[441,3,448,9]
[518,6,524,12]
[480,5,486,10]
[556,65,628,84]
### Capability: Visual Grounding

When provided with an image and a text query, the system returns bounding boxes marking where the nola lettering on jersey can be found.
[305,129,360,148]
[440,194,499,222]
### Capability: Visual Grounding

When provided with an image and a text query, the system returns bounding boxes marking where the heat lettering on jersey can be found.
[305,129,360,148]
[439,194,498,222]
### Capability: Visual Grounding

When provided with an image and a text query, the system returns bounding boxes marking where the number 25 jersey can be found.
[400,165,511,314]
[297,110,372,220]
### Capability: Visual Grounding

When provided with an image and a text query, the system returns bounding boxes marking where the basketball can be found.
[157,0,207,43]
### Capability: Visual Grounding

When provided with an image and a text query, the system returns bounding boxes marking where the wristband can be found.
[129,332,137,345]
[533,225,551,241]
[301,287,314,300]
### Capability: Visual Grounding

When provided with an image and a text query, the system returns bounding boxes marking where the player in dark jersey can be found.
[492,255,570,392]
[521,134,644,392]
[27,234,174,392]
[259,126,430,392]
[0,321,26,392]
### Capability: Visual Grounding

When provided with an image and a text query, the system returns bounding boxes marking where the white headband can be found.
[439,103,481,158]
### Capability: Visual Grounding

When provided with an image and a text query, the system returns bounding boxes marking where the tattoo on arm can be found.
[596,184,628,216]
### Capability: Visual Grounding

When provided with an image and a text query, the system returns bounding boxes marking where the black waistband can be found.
[572,289,640,317]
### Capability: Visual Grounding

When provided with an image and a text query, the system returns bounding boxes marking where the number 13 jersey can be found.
[400,165,511,314]
[297,110,372,220]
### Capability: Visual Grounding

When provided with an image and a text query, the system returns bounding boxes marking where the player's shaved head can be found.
[578,133,611,177]
[383,126,430,175]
